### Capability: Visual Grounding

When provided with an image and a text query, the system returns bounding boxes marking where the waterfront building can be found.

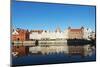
[12,27,94,41]
[68,27,84,39]
[63,29,69,39]
[55,27,61,33]
[29,27,68,40]
[29,27,95,40]
[12,28,29,41]
[83,28,96,40]
[90,31,96,40]
[29,30,44,40]
[83,28,92,40]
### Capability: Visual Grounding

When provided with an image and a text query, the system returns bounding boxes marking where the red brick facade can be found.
[12,29,29,41]
[68,27,84,39]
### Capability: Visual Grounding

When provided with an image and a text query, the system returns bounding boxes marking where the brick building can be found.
[68,27,84,39]
[12,28,29,41]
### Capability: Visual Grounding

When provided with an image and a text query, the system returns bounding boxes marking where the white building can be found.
[29,27,94,40]
[30,32,42,40]
[83,28,93,40]
[29,27,68,40]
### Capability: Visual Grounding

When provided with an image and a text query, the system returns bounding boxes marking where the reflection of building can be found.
[68,44,93,56]
[29,45,69,55]
[68,45,84,55]
[29,27,68,40]
[12,28,29,41]
[12,46,29,56]
[68,27,84,39]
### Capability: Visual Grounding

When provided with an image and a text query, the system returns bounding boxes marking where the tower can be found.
[55,26,61,33]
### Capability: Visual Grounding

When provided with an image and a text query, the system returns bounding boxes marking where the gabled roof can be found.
[12,30,19,35]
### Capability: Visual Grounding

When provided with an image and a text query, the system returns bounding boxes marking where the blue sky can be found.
[12,1,96,31]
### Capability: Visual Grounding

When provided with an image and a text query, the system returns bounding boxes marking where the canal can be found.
[12,43,96,66]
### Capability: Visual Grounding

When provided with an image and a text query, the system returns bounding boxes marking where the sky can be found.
[12,0,96,32]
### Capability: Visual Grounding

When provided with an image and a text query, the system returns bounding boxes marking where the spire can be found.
[55,26,61,33]
[11,24,16,33]
[68,26,71,29]
[81,26,84,29]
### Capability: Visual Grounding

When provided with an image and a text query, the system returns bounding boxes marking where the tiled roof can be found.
[30,30,44,34]
[70,29,82,32]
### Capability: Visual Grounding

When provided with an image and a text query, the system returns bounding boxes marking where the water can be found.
[12,44,96,66]
[12,53,96,66]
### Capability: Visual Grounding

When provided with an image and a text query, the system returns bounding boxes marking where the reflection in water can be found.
[12,41,96,66]
[29,43,95,57]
